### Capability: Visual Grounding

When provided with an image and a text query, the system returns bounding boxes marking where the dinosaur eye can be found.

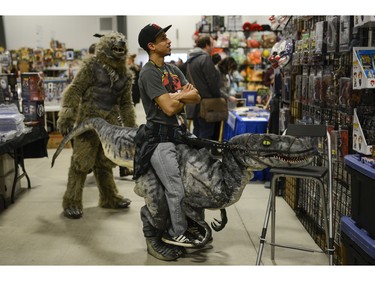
[262,137,272,146]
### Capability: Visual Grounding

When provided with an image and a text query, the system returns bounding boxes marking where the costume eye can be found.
[262,137,272,146]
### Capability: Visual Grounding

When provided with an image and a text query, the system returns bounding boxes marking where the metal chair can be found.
[255,124,334,265]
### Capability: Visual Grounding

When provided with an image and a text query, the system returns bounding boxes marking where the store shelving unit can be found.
[274,15,375,265]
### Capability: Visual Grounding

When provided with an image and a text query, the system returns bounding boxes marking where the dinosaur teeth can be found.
[274,154,309,163]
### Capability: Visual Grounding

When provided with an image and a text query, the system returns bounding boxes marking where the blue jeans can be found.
[150,142,188,237]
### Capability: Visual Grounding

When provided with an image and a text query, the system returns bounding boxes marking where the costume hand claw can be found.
[58,123,74,136]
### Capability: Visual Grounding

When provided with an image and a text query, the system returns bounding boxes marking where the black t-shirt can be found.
[138,61,188,126]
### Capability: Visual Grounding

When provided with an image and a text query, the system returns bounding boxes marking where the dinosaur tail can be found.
[51,118,102,168]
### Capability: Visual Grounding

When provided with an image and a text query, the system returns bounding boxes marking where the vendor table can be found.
[223,108,270,181]
[0,126,49,204]
[223,108,269,140]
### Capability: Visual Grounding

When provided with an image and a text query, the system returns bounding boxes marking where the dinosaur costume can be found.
[52,118,315,260]
[57,32,136,219]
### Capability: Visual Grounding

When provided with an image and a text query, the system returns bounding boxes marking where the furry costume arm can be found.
[57,62,93,135]
[119,71,137,128]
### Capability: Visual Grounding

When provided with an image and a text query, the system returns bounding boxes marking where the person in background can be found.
[119,53,141,178]
[185,35,221,140]
[217,56,238,102]
[212,53,222,66]
[88,43,96,56]
[127,54,141,107]
[213,56,238,143]
[57,32,136,219]
[176,58,184,68]
[134,23,201,261]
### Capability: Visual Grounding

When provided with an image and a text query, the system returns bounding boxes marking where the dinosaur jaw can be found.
[229,133,315,169]
[252,152,314,168]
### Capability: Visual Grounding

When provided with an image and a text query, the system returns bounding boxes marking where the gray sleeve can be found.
[141,68,167,100]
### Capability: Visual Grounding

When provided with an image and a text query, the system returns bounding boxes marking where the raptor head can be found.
[228,133,315,170]
[95,31,128,61]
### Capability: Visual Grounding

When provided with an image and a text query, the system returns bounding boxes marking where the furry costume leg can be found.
[62,132,98,219]
[93,167,131,208]
[62,131,130,218]
[62,165,88,219]
[94,145,131,208]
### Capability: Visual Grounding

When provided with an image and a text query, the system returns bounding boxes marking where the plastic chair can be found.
[255,124,334,265]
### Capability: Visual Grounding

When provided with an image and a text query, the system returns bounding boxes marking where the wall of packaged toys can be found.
[271,15,375,265]
[0,39,86,133]
[195,15,277,96]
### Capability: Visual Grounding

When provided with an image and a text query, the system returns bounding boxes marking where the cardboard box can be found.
[0,74,10,102]
[339,16,353,53]
[242,91,257,106]
[326,16,340,53]
[352,47,375,90]
[44,79,68,105]
[22,100,45,126]
[352,108,373,155]
[354,16,375,28]
[21,72,45,101]
[315,21,327,55]
[47,131,71,149]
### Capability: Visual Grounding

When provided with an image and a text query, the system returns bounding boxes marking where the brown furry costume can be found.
[57,32,137,219]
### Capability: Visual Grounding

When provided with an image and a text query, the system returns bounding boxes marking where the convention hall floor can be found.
[0,103,330,270]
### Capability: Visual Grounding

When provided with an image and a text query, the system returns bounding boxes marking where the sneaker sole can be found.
[161,237,196,248]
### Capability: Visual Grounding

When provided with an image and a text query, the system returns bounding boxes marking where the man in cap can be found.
[134,23,201,260]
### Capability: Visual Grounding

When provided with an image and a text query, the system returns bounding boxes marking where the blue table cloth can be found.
[223,109,270,181]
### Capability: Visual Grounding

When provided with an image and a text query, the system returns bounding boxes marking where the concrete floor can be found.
[0,102,332,278]
[1,158,329,265]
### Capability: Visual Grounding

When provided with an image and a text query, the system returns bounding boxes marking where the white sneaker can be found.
[161,232,199,248]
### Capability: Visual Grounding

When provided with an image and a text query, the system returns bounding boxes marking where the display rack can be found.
[274,15,375,265]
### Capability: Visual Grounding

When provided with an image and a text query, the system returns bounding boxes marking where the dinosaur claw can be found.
[211,209,228,232]
[211,222,218,231]
[211,220,225,231]
[192,239,206,249]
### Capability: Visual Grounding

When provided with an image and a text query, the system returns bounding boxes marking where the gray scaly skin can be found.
[52,118,314,247]
[52,118,137,169]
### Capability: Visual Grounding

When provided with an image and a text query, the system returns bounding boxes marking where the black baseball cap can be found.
[138,23,172,51]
